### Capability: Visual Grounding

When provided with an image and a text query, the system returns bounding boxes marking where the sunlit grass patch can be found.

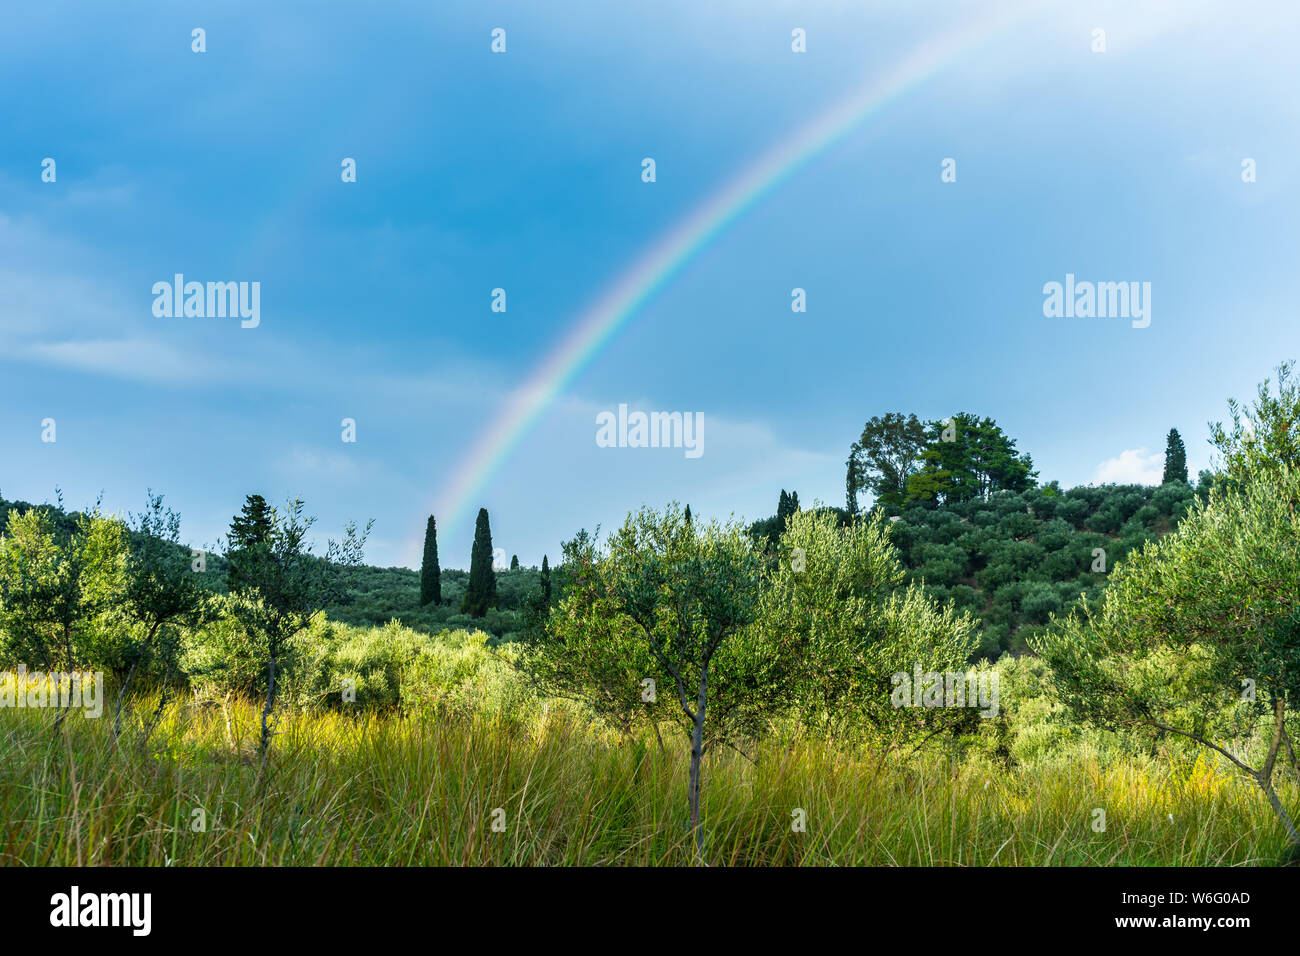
[1,698,1293,867]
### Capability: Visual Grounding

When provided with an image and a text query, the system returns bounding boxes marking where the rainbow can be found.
[432,6,1035,544]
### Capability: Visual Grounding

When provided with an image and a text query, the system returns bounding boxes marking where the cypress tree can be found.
[1162,428,1189,484]
[540,554,551,605]
[684,505,692,527]
[510,554,520,571]
[419,515,441,606]
[460,507,497,617]
[227,494,274,593]
[777,489,802,526]
[846,445,862,517]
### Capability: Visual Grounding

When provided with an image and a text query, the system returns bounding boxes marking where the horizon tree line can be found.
[846,412,1193,513]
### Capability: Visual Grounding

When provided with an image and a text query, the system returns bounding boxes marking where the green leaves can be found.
[1210,361,1300,487]
[460,508,496,617]
[224,497,371,658]
[542,503,983,746]
[906,413,1037,507]
[849,412,929,509]
[124,491,208,638]
[534,505,768,741]
[1035,444,1300,834]
[419,515,441,607]
[1162,428,1189,485]
[0,505,126,671]
[761,509,978,737]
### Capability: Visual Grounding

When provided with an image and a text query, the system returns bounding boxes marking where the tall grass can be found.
[1,696,1293,866]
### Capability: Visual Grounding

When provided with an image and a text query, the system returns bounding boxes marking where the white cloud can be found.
[277,445,365,481]
[12,338,232,385]
[1091,448,1164,486]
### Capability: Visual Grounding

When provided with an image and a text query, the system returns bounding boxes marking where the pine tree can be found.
[226,494,273,593]
[1162,428,1189,484]
[419,515,441,606]
[540,554,551,605]
[905,414,1036,506]
[510,554,520,570]
[460,507,498,617]
[229,494,273,549]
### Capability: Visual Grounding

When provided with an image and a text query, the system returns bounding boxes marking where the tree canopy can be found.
[1162,428,1188,484]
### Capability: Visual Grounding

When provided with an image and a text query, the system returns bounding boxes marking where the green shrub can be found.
[1020,583,1062,625]
[302,618,430,710]
[401,629,540,722]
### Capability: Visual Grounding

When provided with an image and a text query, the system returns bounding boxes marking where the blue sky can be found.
[2,0,1298,569]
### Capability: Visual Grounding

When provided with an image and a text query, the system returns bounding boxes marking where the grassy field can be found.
[2,695,1294,867]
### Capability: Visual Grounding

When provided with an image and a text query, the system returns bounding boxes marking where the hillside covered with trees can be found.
[2,365,1298,866]
[750,417,1205,658]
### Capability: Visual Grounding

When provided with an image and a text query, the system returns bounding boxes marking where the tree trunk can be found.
[1281,724,1300,785]
[51,624,75,734]
[113,621,161,742]
[259,653,277,760]
[689,715,704,862]
[688,665,709,865]
[52,675,75,734]
[136,666,175,755]
[1257,773,1300,847]
[1257,698,1300,847]
[112,657,141,742]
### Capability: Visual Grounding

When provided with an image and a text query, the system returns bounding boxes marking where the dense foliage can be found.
[750,479,1199,658]
[847,412,1036,510]
[889,479,1197,657]
[419,515,441,606]
[1038,364,1300,846]
[460,507,498,618]
[4,364,1300,861]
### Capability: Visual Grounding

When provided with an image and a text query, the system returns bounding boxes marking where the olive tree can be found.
[113,492,209,739]
[547,505,765,863]
[0,499,125,729]
[525,529,665,744]
[223,498,370,763]
[758,508,981,744]
[1037,367,1300,847]
[1210,361,1300,485]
